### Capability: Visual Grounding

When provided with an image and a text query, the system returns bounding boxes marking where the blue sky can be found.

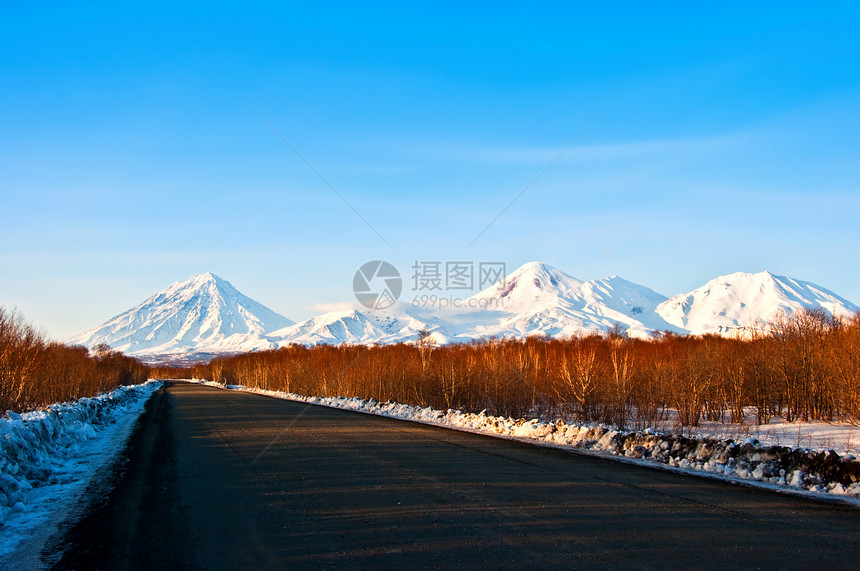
[2,2,859,338]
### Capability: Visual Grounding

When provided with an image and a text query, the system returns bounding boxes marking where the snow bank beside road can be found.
[192,381,860,504]
[0,380,162,562]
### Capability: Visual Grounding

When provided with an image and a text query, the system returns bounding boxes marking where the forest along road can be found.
[51,382,860,570]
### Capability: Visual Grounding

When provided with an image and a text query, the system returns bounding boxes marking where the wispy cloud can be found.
[408,133,752,166]
[309,301,356,312]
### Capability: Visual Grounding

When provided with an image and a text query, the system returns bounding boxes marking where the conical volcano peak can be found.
[68,273,294,360]
[474,262,582,303]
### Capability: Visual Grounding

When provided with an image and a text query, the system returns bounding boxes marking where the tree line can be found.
[189,308,860,429]
[5,303,858,428]
[0,307,148,412]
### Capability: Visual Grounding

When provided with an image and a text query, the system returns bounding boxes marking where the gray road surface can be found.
[51,382,860,569]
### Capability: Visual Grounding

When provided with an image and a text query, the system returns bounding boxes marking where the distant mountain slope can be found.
[449,262,678,340]
[267,308,436,346]
[656,271,859,335]
[68,273,293,358]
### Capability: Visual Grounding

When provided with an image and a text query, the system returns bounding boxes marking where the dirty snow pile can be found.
[0,380,161,560]
[193,380,860,502]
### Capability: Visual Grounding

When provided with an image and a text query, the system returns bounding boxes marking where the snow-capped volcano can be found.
[451,262,677,339]
[480,261,585,307]
[68,273,293,359]
[656,271,860,335]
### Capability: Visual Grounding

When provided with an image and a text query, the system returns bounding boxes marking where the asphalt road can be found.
[50,382,860,569]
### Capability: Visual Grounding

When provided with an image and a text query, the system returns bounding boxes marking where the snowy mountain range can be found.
[68,264,859,363]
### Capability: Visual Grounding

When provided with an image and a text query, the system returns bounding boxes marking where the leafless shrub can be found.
[0,307,148,412]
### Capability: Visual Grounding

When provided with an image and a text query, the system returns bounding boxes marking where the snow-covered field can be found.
[0,380,162,567]
[189,380,860,505]
[649,412,860,457]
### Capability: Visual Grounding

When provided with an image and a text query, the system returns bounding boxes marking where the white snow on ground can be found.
[647,411,860,457]
[0,380,162,567]
[188,380,860,505]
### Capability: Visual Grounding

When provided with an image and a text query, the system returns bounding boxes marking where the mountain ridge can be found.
[655,270,858,335]
[67,273,293,360]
